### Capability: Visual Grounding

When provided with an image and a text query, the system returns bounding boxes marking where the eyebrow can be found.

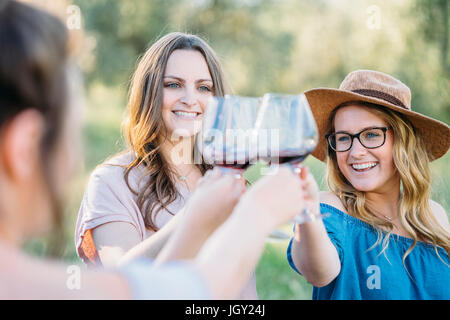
[163,75,213,83]
[334,126,385,134]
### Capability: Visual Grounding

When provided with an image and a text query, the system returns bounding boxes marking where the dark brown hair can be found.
[0,0,70,240]
[120,32,225,231]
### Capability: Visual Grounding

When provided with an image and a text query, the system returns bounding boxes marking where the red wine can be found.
[211,147,254,169]
[277,154,308,164]
[210,147,311,169]
[217,161,251,170]
[265,150,312,166]
[214,153,253,169]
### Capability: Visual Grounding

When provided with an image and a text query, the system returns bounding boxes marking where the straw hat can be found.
[305,69,450,162]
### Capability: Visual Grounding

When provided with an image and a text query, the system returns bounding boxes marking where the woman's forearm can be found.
[154,189,242,265]
[118,208,185,266]
[2,248,130,299]
[193,207,272,300]
[154,219,213,264]
[291,219,341,287]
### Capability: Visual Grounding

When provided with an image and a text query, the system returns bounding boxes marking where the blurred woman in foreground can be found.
[0,0,312,299]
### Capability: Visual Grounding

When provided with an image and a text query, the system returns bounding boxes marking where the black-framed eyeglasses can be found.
[326,127,391,152]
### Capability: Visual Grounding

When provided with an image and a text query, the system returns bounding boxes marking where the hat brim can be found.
[304,88,450,162]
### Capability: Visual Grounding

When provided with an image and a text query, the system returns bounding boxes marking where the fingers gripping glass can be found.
[326,127,391,152]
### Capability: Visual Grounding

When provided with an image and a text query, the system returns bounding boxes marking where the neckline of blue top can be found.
[320,202,446,251]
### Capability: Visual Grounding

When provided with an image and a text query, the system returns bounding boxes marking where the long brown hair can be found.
[325,102,450,266]
[0,0,71,252]
[119,32,225,231]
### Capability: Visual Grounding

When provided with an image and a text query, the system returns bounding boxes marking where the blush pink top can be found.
[74,151,189,266]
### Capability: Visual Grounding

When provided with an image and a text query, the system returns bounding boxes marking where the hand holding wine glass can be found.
[297,166,320,220]
[233,166,306,235]
[187,167,246,234]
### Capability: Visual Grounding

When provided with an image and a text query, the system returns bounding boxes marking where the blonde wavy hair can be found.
[325,102,450,267]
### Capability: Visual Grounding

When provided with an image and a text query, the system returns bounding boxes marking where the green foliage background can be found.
[26,0,449,299]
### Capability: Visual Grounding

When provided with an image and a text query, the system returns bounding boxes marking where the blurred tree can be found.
[74,0,449,121]
[175,0,295,95]
[415,0,449,75]
[404,0,450,122]
[75,0,176,85]
[74,0,295,96]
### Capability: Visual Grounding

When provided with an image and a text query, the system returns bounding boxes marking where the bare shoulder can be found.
[429,199,450,231]
[88,151,143,192]
[319,191,346,213]
[92,152,133,179]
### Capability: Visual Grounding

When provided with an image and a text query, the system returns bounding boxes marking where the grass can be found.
[256,241,313,299]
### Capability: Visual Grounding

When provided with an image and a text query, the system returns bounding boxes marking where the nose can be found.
[348,136,367,158]
[180,85,198,107]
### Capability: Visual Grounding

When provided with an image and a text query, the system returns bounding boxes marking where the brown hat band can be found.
[351,89,408,110]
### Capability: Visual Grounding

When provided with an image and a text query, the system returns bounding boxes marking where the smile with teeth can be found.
[351,162,378,171]
[173,111,201,119]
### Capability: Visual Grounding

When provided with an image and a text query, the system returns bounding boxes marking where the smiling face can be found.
[161,49,213,139]
[333,105,400,193]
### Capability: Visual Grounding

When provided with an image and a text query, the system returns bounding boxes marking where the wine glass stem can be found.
[285,160,303,175]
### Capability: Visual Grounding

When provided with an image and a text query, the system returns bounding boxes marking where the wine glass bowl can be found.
[255,93,319,167]
[199,95,261,175]
[198,92,327,239]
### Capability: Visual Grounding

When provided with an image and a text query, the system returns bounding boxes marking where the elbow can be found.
[300,264,340,288]
[306,277,334,288]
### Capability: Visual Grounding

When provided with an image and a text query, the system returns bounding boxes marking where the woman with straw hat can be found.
[287,69,450,299]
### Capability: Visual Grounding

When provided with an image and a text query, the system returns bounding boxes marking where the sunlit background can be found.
[22,0,449,299]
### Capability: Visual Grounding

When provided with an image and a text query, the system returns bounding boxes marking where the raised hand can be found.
[184,167,246,237]
[299,166,320,217]
[154,168,246,264]
[234,166,305,233]
[193,166,311,299]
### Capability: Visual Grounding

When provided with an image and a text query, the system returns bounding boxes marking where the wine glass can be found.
[198,95,261,178]
[254,93,328,239]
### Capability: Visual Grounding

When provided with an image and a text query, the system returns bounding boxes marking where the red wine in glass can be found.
[262,149,312,170]
[217,161,252,170]
[213,149,255,176]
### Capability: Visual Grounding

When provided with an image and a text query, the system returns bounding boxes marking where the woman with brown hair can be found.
[287,70,450,299]
[74,32,260,298]
[0,0,312,299]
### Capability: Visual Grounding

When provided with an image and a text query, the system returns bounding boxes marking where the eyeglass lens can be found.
[331,128,386,151]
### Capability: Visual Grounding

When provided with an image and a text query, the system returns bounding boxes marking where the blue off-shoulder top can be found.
[287,203,450,300]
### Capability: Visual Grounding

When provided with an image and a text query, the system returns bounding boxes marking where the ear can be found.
[0,109,45,182]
